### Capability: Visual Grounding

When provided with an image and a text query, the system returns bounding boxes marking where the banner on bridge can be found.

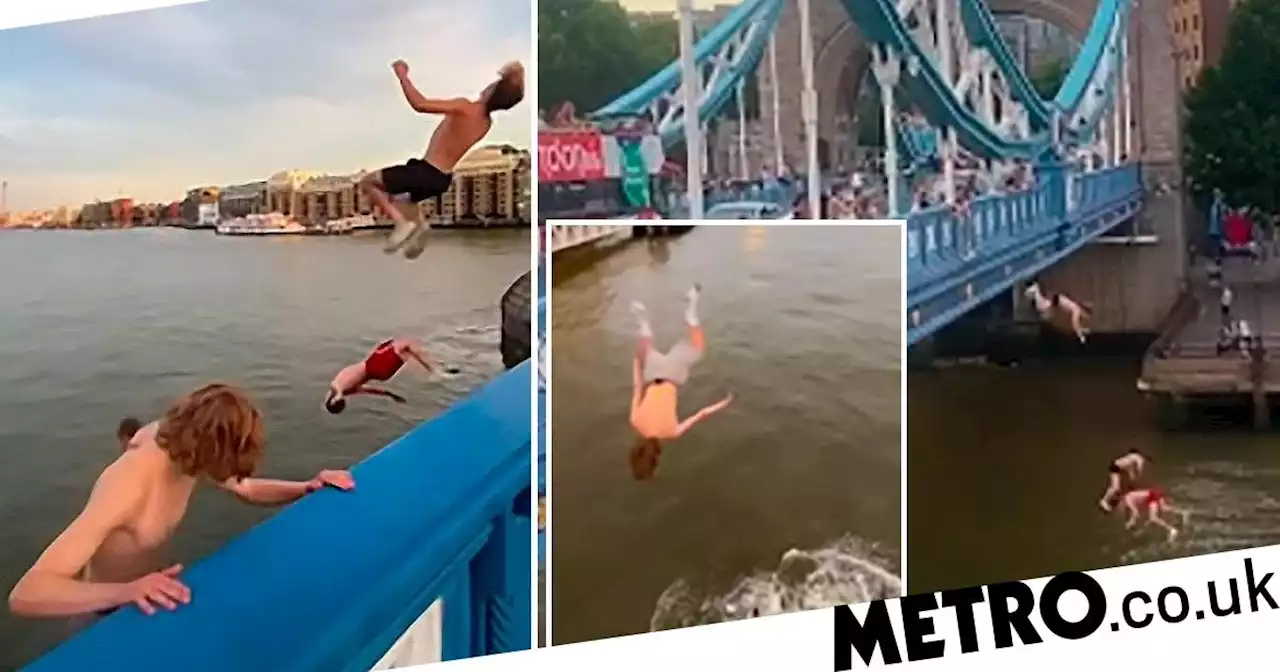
[538,130,606,183]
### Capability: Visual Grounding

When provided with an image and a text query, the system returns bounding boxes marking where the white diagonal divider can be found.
[0,0,207,31]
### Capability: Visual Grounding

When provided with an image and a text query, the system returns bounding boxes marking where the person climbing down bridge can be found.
[325,338,435,413]
[1099,448,1149,512]
[360,59,525,259]
[628,285,733,481]
[1025,280,1092,343]
[1120,487,1188,543]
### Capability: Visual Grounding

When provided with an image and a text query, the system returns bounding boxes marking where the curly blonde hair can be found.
[156,383,264,482]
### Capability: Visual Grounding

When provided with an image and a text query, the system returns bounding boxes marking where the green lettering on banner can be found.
[620,139,651,208]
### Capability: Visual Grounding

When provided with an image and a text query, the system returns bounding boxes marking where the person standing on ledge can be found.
[9,384,354,620]
[360,59,525,259]
[628,285,733,480]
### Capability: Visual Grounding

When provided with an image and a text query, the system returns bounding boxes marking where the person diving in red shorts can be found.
[325,338,435,413]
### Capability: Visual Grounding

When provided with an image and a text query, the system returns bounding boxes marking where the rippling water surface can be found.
[551,225,903,644]
[0,228,528,667]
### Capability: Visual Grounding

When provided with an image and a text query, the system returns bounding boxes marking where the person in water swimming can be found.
[1121,487,1188,542]
[325,338,435,413]
[629,285,733,480]
[360,59,525,259]
[1025,280,1092,343]
[1099,448,1149,512]
[9,384,354,620]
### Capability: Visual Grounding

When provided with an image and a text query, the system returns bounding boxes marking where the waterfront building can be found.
[220,181,268,218]
[182,186,220,224]
[425,145,531,226]
[295,173,376,224]
[264,170,319,218]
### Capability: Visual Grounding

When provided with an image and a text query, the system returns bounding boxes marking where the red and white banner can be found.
[538,131,606,183]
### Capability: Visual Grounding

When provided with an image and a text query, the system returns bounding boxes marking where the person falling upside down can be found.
[360,59,525,259]
[1025,280,1093,343]
[628,285,734,481]
[325,338,434,413]
[8,384,354,620]
[1121,487,1189,543]
[1099,448,1149,512]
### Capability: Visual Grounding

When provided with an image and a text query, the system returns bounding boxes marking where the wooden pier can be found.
[1139,258,1280,428]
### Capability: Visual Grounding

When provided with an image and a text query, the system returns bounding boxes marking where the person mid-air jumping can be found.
[628,285,733,480]
[1025,280,1092,343]
[360,60,525,259]
[325,338,435,413]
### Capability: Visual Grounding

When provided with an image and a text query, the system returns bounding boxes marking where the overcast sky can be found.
[0,0,531,210]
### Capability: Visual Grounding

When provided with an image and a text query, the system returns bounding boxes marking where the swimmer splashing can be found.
[1121,487,1189,543]
[360,60,525,259]
[629,285,733,480]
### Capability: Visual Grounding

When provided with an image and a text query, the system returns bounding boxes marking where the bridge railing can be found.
[1073,163,1142,216]
[29,365,533,672]
[907,178,1059,287]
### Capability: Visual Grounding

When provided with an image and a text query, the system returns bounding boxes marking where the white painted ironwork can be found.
[649,1,775,150]
[768,33,784,174]
[736,81,749,179]
[677,0,705,218]
[799,0,821,219]
[872,46,903,215]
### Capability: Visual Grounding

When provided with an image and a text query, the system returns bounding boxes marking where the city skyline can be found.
[0,0,531,211]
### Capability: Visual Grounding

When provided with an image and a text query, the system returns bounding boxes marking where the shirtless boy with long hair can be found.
[361,60,525,259]
[9,384,354,619]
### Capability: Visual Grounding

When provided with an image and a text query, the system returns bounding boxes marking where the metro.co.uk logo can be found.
[834,558,1276,668]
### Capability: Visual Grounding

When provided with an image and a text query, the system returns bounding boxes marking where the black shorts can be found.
[381,158,453,203]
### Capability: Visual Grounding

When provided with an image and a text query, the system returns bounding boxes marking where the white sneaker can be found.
[403,222,432,260]
[385,219,423,253]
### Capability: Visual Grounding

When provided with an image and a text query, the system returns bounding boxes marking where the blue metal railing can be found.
[905,163,1142,344]
[29,365,533,671]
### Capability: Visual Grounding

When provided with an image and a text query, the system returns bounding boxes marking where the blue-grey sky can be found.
[0,0,531,210]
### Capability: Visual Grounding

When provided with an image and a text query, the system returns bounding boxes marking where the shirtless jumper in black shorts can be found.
[380,158,453,203]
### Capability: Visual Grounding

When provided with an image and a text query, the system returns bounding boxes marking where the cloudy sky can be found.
[0,0,531,210]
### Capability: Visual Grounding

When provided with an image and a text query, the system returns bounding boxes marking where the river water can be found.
[0,228,528,668]
[908,356,1280,593]
[550,225,903,645]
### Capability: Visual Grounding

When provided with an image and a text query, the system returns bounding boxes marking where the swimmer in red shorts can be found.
[1121,487,1189,542]
[325,338,435,413]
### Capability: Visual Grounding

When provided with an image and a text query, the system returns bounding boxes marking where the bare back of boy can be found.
[423,106,491,174]
[86,430,196,585]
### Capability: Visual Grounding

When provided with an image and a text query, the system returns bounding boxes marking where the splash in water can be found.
[648,535,902,631]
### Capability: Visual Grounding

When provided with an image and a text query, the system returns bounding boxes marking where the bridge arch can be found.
[761,0,1157,171]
